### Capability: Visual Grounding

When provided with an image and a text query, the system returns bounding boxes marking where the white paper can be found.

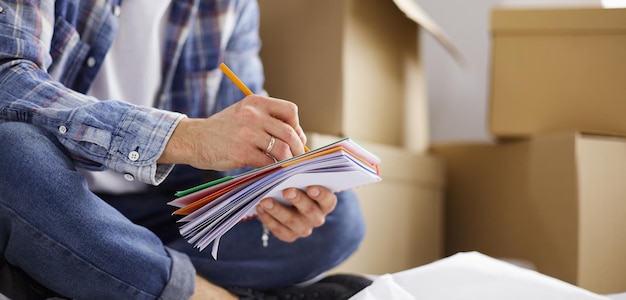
[351,252,610,300]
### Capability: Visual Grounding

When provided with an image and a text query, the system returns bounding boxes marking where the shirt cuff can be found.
[107,107,186,186]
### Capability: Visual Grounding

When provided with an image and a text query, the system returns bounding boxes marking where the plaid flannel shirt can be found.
[0,0,264,185]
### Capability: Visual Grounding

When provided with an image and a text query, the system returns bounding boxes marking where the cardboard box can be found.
[431,132,626,294]
[489,7,626,138]
[259,0,460,152]
[307,133,445,275]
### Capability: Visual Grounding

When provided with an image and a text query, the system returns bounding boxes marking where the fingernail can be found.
[285,189,297,200]
[262,200,274,210]
[309,187,320,197]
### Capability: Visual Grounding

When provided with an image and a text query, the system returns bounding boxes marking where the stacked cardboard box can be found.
[489,7,626,138]
[432,7,626,294]
[258,0,460,275]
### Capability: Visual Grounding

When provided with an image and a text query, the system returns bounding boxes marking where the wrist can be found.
[158,117,191,165]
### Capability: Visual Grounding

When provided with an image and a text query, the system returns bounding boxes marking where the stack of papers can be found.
[168,137,382,258]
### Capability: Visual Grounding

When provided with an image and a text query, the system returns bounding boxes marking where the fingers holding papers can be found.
[256,186,338,243]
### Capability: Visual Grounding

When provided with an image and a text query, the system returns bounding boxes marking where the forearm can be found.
[0,61,186,185]
[0,0,188,185]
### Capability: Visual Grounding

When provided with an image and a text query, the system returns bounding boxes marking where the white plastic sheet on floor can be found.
[350,251,624,300]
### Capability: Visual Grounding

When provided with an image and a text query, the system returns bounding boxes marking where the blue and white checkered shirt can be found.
[0,0,265,186]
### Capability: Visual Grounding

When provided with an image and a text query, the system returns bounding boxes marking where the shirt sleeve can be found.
[0,1,185,186]
[216,0,267,111]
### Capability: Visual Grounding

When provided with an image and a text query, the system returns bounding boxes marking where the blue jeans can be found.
[0,122,366,299]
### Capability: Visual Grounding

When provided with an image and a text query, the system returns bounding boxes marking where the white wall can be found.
[417,0,501,144]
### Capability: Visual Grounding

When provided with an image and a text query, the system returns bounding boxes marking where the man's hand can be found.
[255,186,338,242]
[158,94,307,170]
[158,94,336,242]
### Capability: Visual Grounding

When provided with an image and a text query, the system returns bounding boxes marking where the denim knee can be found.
[0,122,195,299]
[0,122,41,157]
[0,122,73,198]
[0,122,72,171]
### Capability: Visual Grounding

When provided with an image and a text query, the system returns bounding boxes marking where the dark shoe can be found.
[227,274,373,300]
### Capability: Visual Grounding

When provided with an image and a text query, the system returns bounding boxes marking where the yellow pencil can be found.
[219,63,310,152]
[219,63,253,96]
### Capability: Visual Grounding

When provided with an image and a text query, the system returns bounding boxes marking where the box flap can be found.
[492,7,626,33]
[392,0,466,66]
[500,0,603,8]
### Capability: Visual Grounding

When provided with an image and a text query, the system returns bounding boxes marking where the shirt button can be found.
[0,7,4,13]
[128,151,140,161]
[124,173,134,181]
[113,5,121,17]
[86,57,96,67]
[58,125,67,134]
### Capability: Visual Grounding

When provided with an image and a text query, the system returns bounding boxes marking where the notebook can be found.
[167,137,382,258]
